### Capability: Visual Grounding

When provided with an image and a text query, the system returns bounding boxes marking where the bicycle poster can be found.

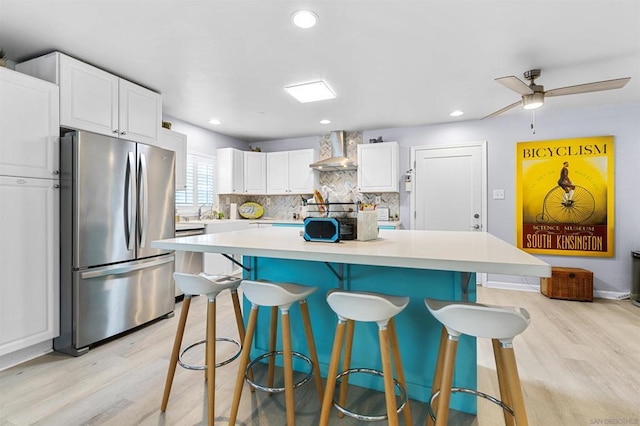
[516,136,614,257]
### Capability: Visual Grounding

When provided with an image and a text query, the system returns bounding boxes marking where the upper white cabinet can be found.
[357,141,399,192]
[117,79,162,144]
[217,148,244,194]
[158,128,187,190]
[17,52,161,145]
[267,149,318,194]
[243,151,266,194]
[0,68,60,179]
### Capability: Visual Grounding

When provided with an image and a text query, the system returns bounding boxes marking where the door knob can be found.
[470,224,481,229]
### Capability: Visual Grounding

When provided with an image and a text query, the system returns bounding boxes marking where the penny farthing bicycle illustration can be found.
[535,185,595,224]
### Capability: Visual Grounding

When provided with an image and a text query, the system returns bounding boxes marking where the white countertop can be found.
[153,228,550,277]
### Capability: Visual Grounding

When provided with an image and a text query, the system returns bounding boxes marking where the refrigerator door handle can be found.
[138,152,149,248]
[80,255,175,279]
[125,151,136,251]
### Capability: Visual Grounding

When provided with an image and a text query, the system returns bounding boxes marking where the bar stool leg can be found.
[388,318,413,425]
[427,326,449,426]
[281,309,296,426]
[500,344,528,426]
[493,339,515,426]
[320,319,347,426]
[231,289,254,391]
[206,298,216,426]
[267,306,278,393]
[299,300,324,402]
[434,333,458,426]
[379,325,399,426]
[337,319,355,417]
[228,305,258,426]
[161,295,192,412]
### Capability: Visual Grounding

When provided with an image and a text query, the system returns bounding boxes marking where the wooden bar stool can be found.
[320,290,413,426]
[424,298,531,426]
[228,279,324,426]
[160,273,245,426]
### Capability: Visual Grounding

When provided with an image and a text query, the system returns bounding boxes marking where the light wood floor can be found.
[1,287,638,425]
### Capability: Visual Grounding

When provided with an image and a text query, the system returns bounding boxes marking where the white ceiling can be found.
[1,0,639,142]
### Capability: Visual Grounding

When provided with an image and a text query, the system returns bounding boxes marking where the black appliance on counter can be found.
[303,217,358,242]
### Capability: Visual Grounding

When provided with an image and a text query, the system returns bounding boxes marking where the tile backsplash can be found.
[217,131,400,221]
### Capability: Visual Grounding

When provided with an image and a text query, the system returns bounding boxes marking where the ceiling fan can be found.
[483,69,631,119]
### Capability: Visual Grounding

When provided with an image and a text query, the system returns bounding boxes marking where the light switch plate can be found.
[493,189,505,200]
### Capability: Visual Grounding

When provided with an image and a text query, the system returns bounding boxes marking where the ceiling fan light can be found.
[523,92,544,110]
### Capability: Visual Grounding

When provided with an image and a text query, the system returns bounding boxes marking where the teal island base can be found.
[242,256,478,415]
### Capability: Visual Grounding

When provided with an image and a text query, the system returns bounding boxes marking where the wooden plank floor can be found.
[1,287,638,425]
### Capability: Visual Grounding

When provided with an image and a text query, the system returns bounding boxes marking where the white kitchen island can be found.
[152,227,549,415]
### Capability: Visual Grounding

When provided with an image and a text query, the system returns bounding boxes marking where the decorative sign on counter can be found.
[238,202,264,219]
[516,136,614,257]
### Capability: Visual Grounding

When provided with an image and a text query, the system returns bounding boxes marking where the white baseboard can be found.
[0,340,52,371]
[484,280,629,300]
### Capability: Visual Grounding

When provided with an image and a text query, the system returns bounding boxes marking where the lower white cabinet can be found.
[202,221,251,275]
[0,176,59,356]
[158,128,187,190]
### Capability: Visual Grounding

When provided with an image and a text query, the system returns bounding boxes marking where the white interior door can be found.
[411,142,487,283]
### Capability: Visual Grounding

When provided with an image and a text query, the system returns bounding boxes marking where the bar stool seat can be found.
[228,279,324,426]
[320,290,413,426]
[425,298,531,426]
[160,273,246,426]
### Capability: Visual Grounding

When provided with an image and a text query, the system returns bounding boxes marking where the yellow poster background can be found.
[516,136,614,257]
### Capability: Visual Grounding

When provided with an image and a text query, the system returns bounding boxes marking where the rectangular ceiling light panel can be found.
[284,80,336,103]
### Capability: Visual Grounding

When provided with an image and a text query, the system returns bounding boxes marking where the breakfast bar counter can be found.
[152,228,550,414]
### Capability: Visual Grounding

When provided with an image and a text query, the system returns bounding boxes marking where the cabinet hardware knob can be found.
[120,131,126,135]
[53,170,60,175]
[53,184,60,189]
[113,130,119,134]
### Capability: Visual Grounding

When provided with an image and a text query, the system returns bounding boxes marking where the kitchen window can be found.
[176,153,216,211]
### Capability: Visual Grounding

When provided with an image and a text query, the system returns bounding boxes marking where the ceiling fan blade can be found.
[482,100,522,119]
[495,76,534,95]
[545,77,631,97]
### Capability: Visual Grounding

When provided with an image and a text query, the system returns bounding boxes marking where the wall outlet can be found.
[375,196,381,204]
[265,198,271,206]
[493,189,505,200]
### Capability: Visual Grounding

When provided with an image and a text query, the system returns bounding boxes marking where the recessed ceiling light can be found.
[291,10,318,29]
[450,110,464,117]
[208,118,221,125]
[319,119,331,125]
[284,80,336,103]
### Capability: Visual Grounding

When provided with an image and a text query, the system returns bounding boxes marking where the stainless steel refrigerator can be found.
[56,130,176,355]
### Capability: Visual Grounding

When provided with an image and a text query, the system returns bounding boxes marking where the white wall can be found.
[251,102,640,295]
[162,115,248,156]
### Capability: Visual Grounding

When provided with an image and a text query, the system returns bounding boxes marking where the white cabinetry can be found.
[0,68,60,359]
[217,148,244,194]
[203,221,251,275]
[0,177,60,356]
[357,141,399,192]
[17,52,161,145]
[0,68,59,179]
[267,149,318,194]
[243,151,266,194]
[158,128,187,190]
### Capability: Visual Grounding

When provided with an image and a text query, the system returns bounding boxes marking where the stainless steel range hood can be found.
[309,131,357,171]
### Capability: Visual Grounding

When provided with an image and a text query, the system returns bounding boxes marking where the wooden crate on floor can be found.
[541,267,593,301]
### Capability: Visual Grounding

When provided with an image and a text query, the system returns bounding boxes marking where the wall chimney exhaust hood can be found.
[309,131,357,171]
